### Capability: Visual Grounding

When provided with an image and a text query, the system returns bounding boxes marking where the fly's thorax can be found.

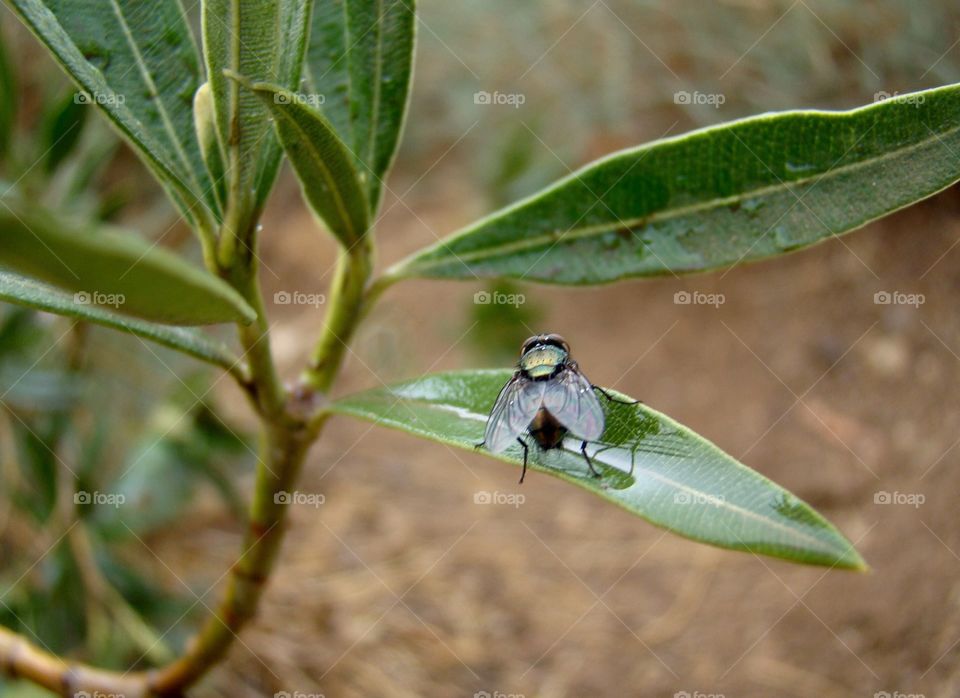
[519,344,568,379]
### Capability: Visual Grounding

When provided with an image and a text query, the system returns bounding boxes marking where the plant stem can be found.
[0,206,387,695]
[146,416,320,694]
[229,261,286,419]
[301,236,374,393]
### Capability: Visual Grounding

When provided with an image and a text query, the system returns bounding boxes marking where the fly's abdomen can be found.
[529,408,567,450]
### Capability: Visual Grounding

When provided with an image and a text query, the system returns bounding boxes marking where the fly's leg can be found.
[516,437,530,484]
[474,440,485,451]
[592,385,641,405]
[580,440,601,478]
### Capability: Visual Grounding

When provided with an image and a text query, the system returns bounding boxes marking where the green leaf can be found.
[203,0,311,223]
[0,18,15,160]
[391,83,960,284]
[42,90,87,172]
[305,0,416,210]
[241,79,370,246]
[330,370,866,570]
[9,0,218,224]
[257,0,315,210]
[0,272,242,370]
[0,200,256,326]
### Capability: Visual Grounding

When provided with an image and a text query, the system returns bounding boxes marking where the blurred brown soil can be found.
[162,171,960,698]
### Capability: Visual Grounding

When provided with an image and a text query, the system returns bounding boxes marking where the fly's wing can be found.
[484,375,546,453]
[542,364,605,442]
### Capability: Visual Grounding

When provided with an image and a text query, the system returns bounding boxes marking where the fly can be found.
[478,333,636,483]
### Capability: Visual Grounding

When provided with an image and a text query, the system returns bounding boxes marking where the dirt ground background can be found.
[7,1,960,696]
[175,179,960,698]
[194,3,960,696]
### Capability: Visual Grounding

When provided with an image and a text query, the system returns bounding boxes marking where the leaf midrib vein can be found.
[107,0,201,192]
[356,396,843,555]
[410,120,960,269]
[273,102,360,241]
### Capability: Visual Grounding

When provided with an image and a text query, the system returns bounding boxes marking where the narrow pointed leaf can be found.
[9,0,218,223]
[0,200,255,325]
[331,370,866,570]
[0,272,241,370]
[0,18,15,160]
[255,0,315,210]
[392,83,960,284]
[203,0,311,221]
[243,79,370,246]
[41,90,87,173]
[305,0,416,209]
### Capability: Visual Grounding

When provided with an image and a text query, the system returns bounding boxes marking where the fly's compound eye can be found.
[544,333,570,353]
[521,335,543,354]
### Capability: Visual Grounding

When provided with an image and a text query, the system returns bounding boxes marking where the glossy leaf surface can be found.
[331,370,866,569]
